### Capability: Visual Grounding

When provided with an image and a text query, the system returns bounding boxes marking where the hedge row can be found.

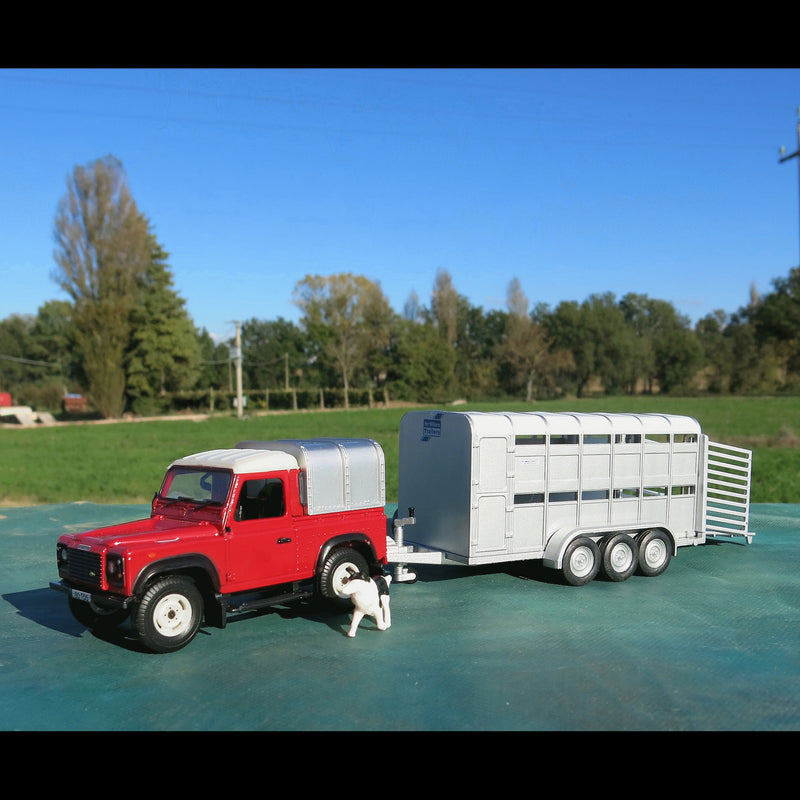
[128,387,393,416]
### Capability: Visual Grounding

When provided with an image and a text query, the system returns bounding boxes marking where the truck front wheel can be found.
[318,548,369,607]
[135,576,203,653]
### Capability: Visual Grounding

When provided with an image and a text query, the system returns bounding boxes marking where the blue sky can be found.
[2,67,799,344]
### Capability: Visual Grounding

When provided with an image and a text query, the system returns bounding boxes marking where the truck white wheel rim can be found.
[332,564,353,597]
[153,593,192,637]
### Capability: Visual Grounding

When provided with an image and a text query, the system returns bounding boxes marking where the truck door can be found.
[225,475,298,589]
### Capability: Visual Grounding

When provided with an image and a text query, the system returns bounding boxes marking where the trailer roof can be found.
[503,411,701,435]
[422,410,702,436]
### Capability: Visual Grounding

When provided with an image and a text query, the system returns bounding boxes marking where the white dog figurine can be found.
[339,568,392,637]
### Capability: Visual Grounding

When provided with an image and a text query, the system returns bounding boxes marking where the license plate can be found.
[71,589,91,603]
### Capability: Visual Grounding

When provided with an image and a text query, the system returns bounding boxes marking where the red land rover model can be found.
[51,439,388,653]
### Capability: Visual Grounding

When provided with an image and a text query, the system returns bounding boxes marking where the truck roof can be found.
[170,448,299,474]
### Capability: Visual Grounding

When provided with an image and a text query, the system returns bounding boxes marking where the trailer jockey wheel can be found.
[561,536,600,586]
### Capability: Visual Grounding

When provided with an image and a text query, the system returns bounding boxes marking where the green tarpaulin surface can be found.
[1,503,798,730]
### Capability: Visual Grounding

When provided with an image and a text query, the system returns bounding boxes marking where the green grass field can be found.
[0,396,797,505]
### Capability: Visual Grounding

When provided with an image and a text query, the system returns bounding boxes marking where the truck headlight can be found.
[106,553,124,586]
[57,544,68,565]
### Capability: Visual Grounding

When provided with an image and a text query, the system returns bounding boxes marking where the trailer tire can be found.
[600,533,639,582]
[561,536,600,586]
[318,548,369,608]
[637,529,672,577]
[134,575,203,653]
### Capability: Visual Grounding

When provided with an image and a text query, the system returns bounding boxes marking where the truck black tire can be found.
[134,575,203,653]
[318,548,369,607]
[600,533,639,582]
[637,529,672,577]
[561,536,600,586]
[68,596,129,632]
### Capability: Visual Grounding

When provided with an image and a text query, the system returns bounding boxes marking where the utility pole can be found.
[229,321,244,419]
[779,107,800,264]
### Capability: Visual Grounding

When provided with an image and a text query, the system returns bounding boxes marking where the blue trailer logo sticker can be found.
[422,418,442,440]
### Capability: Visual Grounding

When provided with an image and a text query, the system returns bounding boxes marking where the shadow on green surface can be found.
[3,584,373,654]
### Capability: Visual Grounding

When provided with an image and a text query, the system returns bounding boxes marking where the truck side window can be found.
[236,478,285,521]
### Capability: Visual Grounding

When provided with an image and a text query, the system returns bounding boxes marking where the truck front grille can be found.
[66,549,103,588]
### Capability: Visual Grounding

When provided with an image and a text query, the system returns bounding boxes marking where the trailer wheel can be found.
[600,533,639,582]
[637,529,672,577]
[318,548,369,607]
[134,575,203,653]
[561,536,600,586]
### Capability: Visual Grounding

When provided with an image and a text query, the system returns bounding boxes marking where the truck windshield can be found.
[160,467,232,506]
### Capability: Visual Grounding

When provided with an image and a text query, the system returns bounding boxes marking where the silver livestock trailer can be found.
[388,410,753,585]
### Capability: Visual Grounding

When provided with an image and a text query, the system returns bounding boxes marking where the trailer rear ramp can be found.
[703,440,754,544]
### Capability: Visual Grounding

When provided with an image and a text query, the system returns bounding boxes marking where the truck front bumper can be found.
[50,580,134,612]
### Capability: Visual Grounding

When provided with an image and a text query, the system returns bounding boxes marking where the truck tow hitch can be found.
[390,507,417,583]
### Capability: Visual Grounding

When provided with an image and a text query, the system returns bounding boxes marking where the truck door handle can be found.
[277,537,292,544]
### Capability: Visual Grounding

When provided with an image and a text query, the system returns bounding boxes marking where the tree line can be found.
[2,156,799,418]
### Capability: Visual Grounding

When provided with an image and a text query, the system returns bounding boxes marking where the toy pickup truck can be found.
[51,438,388,652]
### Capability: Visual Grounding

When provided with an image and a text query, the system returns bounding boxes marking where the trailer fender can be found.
[543,525,677,570]
[542,528,593,570]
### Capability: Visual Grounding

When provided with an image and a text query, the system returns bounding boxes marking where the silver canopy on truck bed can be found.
[236,438,386,515]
